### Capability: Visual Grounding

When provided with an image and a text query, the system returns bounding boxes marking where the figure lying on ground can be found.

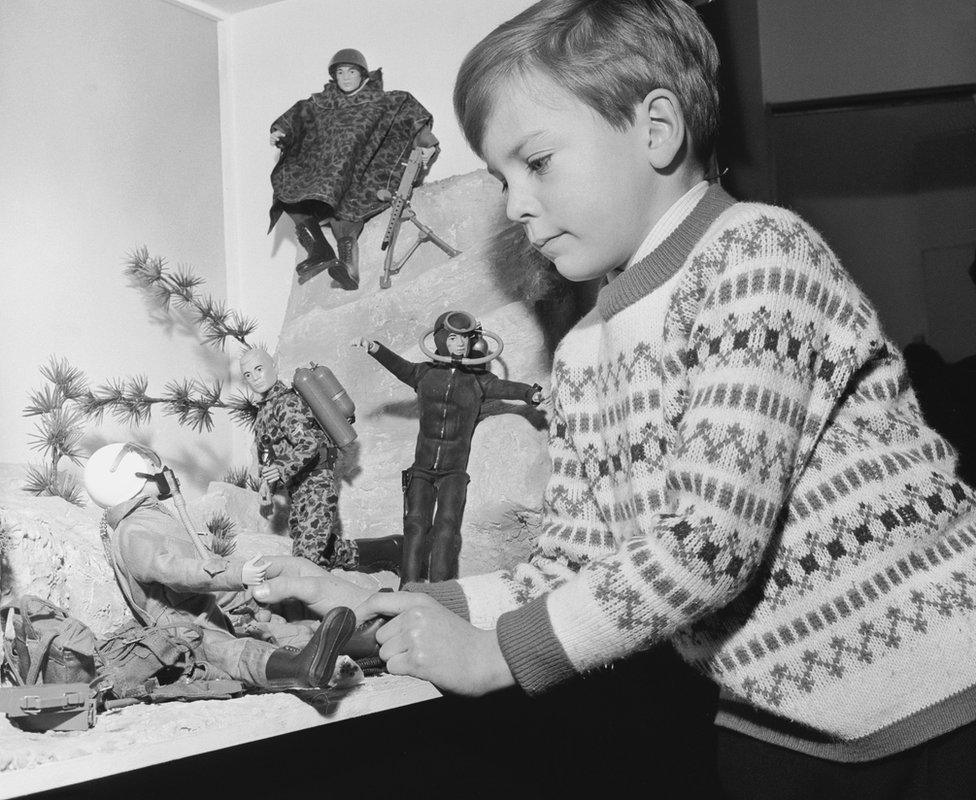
[84,442,380,692]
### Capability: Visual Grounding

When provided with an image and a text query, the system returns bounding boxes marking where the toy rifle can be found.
[377,147,460,289]
[257,434,277,509]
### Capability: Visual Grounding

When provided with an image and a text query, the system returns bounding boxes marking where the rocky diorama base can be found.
[0,463,438,796]
[0,169,580,795]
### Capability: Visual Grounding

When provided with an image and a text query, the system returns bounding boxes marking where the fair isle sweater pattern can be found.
[420,183,976,760]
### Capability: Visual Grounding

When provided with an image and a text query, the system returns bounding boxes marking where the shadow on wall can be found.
[903,250,976,488]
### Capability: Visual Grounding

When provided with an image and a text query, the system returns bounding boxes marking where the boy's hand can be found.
[351,338,376,353]
[361,592,515,696]
[241,556,269,586]
[252,571,373,620]
[270,129,286,147]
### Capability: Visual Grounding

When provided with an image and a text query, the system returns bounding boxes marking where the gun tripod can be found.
[377,192,460,289]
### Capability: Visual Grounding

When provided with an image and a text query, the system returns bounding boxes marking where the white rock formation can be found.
[0,169,584,630]
[276,169,580,576]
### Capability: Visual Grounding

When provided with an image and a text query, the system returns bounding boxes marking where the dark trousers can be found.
[717,719,976,800]
[401,467,469,583]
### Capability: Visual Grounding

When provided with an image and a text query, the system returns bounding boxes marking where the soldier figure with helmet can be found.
[269,48,439,289]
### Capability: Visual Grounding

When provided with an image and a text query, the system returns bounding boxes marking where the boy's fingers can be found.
[360,590,429,619]
[252,575,318,604]
[372,614,403,646]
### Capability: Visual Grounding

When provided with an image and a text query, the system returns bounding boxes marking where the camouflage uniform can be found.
[253,381,357,569]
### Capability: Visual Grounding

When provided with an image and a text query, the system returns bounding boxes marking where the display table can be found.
[0,674,440,799]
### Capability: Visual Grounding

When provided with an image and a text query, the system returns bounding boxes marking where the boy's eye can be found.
[527,154,552,174]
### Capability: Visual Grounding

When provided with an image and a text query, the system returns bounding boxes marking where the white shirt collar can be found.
[626,180,709,269]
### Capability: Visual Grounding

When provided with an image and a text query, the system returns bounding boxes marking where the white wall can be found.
[0,0,231,493]
[219,0,535,355]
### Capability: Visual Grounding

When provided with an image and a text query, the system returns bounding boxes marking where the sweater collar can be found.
[596,182,736,321]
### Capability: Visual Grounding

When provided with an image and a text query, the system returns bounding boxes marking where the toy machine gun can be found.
[377,147,461,289]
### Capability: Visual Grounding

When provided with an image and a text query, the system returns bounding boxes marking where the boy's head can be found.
[455,0,719,166]
[454,0,720,281]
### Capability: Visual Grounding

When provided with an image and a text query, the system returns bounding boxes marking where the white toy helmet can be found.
[84,442,161,509]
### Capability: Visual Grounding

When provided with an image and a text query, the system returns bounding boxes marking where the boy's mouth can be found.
[530,233,564,252]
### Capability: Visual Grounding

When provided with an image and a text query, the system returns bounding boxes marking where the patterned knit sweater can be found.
[418,183,976,761]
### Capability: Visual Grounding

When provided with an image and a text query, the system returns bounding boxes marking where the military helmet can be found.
[329,48,368,79]
[84,442,161,509]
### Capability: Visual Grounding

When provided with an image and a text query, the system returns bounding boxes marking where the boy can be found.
[255,1,976,796]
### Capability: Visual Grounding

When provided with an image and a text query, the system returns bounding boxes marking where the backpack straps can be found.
[100,513,150,627]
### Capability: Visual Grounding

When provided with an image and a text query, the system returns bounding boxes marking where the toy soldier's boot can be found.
[342,616,384,660]
[353,534,403,575]
[294,219,339,276]
[330,236,359,290]
[327,236,359,290]
[263,606,356,689]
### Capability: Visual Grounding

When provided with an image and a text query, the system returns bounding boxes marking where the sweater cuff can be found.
[402,580,470,621]
[496,595,577,696]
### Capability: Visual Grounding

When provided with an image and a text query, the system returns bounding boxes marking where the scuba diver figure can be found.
[269,48,439,290]
[240,346,402,574]
[83,442,359,691]
[355,311,542,583]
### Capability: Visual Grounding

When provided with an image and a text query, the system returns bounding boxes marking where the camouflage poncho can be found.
[269,69,433,228]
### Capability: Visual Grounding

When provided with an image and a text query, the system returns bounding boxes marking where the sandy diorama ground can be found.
[0,464,440,798]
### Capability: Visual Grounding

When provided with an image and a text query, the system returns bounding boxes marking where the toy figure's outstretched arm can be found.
[479,374,544,405]
[119,527,248,593]
[269,100,303,151]
[272,392,335,487]
[361,340,426,389]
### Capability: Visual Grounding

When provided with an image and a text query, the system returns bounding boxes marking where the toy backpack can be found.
[2,595,199,701]
[3,595,99,687]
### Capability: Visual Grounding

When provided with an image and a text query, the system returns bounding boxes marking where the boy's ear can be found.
[639,89,685,171]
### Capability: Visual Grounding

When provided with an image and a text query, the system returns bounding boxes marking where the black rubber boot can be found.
[294,220,339,275]
[263,606,355,689]
[354,534,403,575]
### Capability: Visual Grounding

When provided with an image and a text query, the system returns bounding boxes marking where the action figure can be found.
[355,311,542,583]
[269,48,439,290]
[84,442,358,691]
[240,346,402,572]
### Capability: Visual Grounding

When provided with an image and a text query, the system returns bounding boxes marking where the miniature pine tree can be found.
[22,357,89,505]
[22,248,266,503]
[206,513,237,557]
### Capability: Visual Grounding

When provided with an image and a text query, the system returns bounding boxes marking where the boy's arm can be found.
[368,342,425,389]
[273,392,333,486]
[492,211,876,695]
[118,525,245,593]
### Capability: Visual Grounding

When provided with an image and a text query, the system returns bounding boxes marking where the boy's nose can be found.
[504,184,538,224]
